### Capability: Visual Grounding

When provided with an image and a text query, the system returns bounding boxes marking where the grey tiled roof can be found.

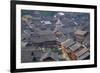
[40,52,59,61]
[61,39,75,48]
[30,30,56,43]
[77,51,90,60]
[69,42,81,51]
[75,30,87,36]
[75,48,89,57]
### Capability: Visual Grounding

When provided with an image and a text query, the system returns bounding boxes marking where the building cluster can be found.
[21,10,90,63]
